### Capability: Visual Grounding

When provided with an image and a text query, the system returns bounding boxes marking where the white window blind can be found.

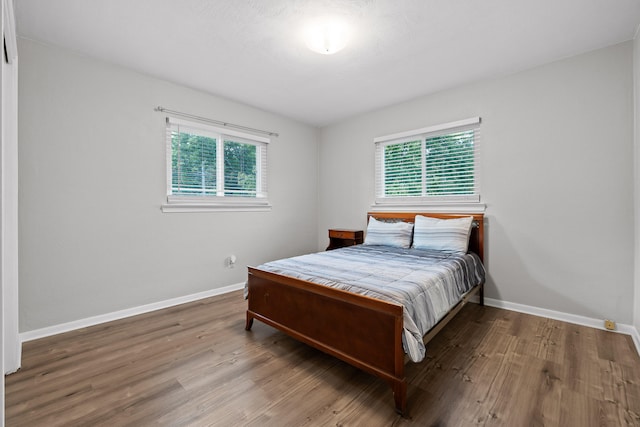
[163,117,270,212]
[221,135,267,198]
[374,117,481,205]
[169,121,218,196]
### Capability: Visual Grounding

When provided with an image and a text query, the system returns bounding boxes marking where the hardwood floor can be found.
[5,290,640,426]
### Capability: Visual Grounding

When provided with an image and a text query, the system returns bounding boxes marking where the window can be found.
[374,117,481,206]
[163,117,270,212]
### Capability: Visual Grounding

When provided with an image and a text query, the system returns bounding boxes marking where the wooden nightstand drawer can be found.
[327,229,364,250]
[329,229,361,240]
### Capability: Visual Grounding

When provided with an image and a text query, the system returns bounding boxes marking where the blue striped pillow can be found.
[412,215,473,253]
[363,216,414,248]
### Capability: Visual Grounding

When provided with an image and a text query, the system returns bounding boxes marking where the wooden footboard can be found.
[245,267,408,414]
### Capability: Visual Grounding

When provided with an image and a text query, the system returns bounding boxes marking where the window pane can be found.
[223,140,257,197]
[374,119,480,204]
[384,140,422,196]
[425,130,474,195]
[171,130,217,195]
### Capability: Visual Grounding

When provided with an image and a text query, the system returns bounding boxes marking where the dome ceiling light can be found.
[305,19,349,55]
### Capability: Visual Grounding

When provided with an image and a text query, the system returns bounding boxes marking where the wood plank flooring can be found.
[5,290,640,426]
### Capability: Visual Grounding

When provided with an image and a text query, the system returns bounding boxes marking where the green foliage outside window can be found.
[425,130,474,195]
[171,131,217,195]
[383,130,474,197]
[223,140,256,197]
[384,140,422,196]
[171,131,258,197]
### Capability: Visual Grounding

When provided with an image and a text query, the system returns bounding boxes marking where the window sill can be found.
[162,197,272,213]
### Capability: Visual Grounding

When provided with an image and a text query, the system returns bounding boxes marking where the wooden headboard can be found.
[366,212,485,262]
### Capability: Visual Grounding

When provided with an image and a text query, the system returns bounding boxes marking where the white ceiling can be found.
[15,0,640,127]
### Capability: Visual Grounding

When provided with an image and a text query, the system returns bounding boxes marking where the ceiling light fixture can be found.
[305,19,349,55]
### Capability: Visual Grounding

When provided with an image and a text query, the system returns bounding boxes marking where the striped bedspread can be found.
[251,245,485,362]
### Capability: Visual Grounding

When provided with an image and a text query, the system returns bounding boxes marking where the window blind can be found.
[222,136,268,198]
[165,117,269,201]
[374,117,480,203]
[169,121,218,196]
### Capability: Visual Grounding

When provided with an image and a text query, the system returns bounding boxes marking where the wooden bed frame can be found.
[245,212,485,415]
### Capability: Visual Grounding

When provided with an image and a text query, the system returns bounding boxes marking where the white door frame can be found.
[2,0,19,379]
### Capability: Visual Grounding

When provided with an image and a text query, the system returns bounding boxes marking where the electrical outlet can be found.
[226,254,237,269]
[604,319,616,331]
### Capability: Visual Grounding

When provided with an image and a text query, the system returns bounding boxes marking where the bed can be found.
[244,212,485,415]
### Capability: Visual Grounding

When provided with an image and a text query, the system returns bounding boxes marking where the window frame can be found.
[162,116,271,213]
[373,117,484,213]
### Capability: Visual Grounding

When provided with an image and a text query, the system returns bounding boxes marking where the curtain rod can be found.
[154,106,279,137]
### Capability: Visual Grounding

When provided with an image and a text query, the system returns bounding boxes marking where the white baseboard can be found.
[19,282,245,342]
[630,327,640,355]
[484,297,640,357]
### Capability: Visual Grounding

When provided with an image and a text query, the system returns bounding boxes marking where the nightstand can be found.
[326,229,364,250]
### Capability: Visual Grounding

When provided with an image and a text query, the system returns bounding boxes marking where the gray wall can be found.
[18,38,319,332]
[318,42,635,324]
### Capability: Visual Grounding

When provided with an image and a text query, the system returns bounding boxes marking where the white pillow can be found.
[412,215,473,253]
[363,216,414,248]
